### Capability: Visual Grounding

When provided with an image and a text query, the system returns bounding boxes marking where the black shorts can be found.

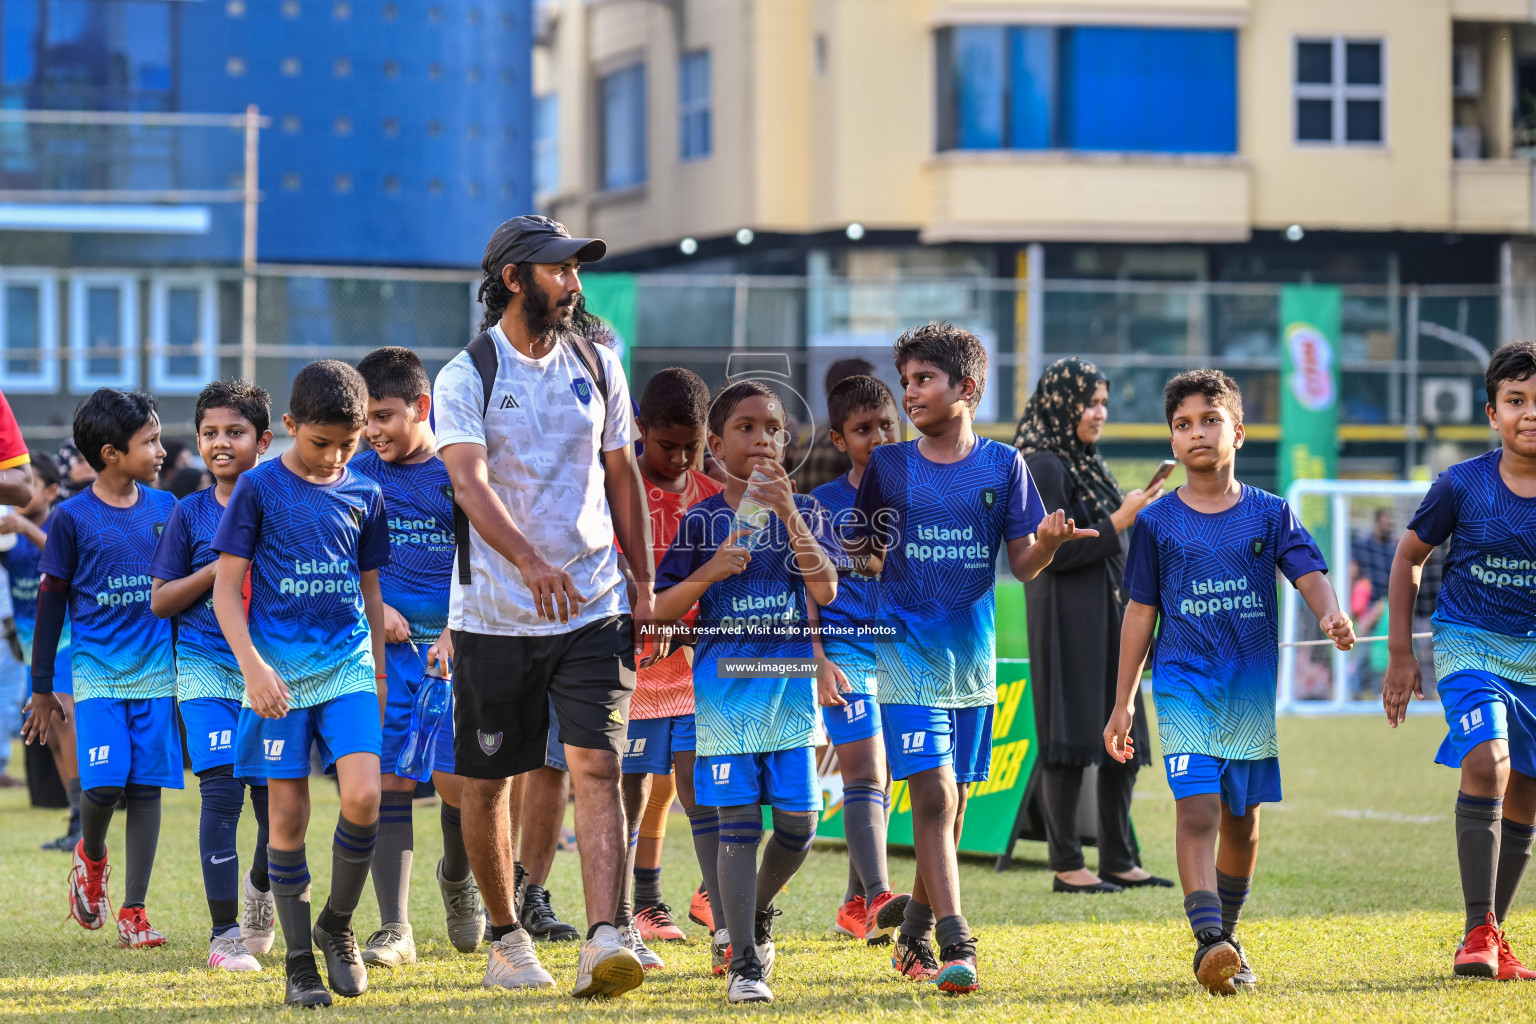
[452,615,635,779]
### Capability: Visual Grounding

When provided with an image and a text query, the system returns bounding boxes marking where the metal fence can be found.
[0,267,1507,459]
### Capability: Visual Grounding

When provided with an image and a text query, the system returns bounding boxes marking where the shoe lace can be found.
[939,937,977,964]
[734,948,767,983]
[494,936,541,969]
[368,925,409,947]
[288,953,325,990]
[900,937,939,972]
[524,886,559,926]
[754,907,781,945]
[244,894,275,931]
[444,880,482,918]
[639,903,674,924]
[320,923,361,963]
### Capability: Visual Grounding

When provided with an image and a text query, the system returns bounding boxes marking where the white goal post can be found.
[1277,478,1437,715]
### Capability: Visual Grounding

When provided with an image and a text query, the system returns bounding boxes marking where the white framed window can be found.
[1294,37,1384,146]
[0,270,59,394]
[69,274,138,393]
[149,277,218,395]
[600,62,646,191]
[678,50,711,161]
[534,92,560,196]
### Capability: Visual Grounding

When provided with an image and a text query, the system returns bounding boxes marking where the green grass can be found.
[0,715,1521,1021]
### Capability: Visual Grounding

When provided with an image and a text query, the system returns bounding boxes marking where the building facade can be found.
[0,0,532,437]
[533,0,1536,480]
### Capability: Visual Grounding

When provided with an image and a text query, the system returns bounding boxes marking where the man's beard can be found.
[519,279,574,341]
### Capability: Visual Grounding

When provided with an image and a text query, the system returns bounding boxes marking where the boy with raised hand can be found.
[621,367,721,953]
[351,345,484,966]
[809,374,908,944]
[1,452,82,851]
[212,360,390,1008]
[1104,369,1354,996]
[21,389,179,949]
[150,381,275,972]
[849,323,1079,994]
[654,380,845,1005]
[1383,342,1536,981]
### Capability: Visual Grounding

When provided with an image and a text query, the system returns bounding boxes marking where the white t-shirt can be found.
[434,323,633,636]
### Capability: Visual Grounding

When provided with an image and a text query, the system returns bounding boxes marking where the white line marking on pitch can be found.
[1333,808,1445,824]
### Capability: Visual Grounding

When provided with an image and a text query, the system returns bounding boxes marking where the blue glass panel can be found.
[602,63,646,190]
[954,26,1004,149]
[1007,26,1054,149]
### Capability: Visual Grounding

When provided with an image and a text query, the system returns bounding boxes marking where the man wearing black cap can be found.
[434,216,656,998]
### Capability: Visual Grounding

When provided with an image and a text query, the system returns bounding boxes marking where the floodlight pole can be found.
[241,104,260,382]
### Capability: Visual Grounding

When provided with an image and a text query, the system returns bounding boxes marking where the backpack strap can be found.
[565,334,610,407]
[455,330,499,585]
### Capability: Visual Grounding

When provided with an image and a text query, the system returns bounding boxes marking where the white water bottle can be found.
[733,469,772,551]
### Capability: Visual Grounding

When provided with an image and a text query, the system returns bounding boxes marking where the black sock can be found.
[899,898,935,941]
[756,809,816,910]
[490,922,518,942]
[585,921,614,940]
[616,821,639,928]
[122,784,162,908]
[440,802,471,882]
[320,814,378,931]
[268,845,312,957]
[248,785,270,892]
[80,785,120,861]
[372,792,414,926]
[66,777,82,832]
[1183,890,1223,941]
[687,804,723,929]
[197,769,243,931]
[717,805,763,971]
[1497,818,1536,924]
[935,914,972,952]
[634,865,663,910]
[1215,870,1251,935]
[1456,791,1503,935]
[841,780,890,902]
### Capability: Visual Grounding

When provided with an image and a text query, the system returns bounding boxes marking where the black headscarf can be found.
[1013,357,1123,521]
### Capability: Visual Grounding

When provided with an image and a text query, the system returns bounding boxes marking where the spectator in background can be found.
[56,438,95,499]
[796,357,877,493]
[1351,508,1395,600]
[0,390,32,506]
[167,466,211,500]
[158,439,191,488]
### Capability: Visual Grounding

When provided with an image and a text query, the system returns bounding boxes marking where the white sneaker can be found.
[573,923,645,998]
[711,927,731,977]
[757,936,776,981]
[726,949,774,1004]
[624,921,664,970]
[208,930,262,971]
[754,908,778,979]
[240,873,276,955]
[482,930,555,990]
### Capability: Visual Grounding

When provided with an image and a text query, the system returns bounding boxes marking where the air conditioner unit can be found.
[1454,44,1482,98]
[1421,377,1474,424]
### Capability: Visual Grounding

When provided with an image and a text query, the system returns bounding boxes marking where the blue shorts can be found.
[544,695,567,772]
[695,747,821,812]
[1435,670,1536,778]
[822,692,881,747]
[181,696,266,782]
[623,714,696,775]
[1163,752,1281,817]
[28,646,73,697]
[882,703,994,784]
[75,696,185,790]
[234,690,382,780]
[379,643,456,776]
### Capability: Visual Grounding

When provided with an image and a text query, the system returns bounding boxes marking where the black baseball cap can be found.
[482,215,606,276]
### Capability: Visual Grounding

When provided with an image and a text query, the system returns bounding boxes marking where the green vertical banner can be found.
[1279,285,1341,506]
[578,272,638,378]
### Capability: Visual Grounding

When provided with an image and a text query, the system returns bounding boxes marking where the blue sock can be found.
[1183,889,1223,940]
[197,768,245,934]
[1215,870,1251,935]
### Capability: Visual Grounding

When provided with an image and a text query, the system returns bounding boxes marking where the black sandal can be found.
[1052,877,1124,894]
[1106,872,1175,888]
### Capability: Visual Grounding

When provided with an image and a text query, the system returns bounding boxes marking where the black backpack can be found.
[452,331,611,585]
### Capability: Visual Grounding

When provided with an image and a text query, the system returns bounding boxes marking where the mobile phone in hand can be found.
[1145,459,1176,492]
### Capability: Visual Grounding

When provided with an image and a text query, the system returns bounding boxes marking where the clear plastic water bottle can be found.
[733,468,773,551]
[395,661,451,781]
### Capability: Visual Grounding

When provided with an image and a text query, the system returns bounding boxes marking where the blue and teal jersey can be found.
[150,486,243,701]
[211,458,390,708]
[38,484,175,701]
[1408,449,1536,681]
[348,449,453,644]
[810,472,879,692]
[1125,484,1327,760]
[4,512,69,663]
[851,437,1045,709]
[655,491,847,758]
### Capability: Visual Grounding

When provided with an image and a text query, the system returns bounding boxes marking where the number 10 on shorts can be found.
[263,738,286,759]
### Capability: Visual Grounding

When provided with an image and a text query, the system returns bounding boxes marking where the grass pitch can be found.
[0,715,1523,1021]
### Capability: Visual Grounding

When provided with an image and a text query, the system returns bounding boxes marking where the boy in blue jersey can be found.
[654,380,845,1004]
[810,374,908,944]
[1,452,81,850]
[849,322,1078,994]
[150,380,275,972]
[212,360,389,1008]
[351,346,483,965]
[21,389,179,949]
[1384,342,1536,981]
[1104,369,1354,996]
